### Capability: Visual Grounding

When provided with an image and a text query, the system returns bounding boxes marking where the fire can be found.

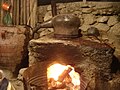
[47,63,81,90]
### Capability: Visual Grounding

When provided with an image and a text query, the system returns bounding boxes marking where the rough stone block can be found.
[28,37,114,90]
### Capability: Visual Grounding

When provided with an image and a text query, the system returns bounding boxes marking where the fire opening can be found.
[47,63,83,90]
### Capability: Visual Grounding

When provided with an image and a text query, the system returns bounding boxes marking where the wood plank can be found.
[26,0,30,25]
[20,0,24,24]
[16,0,20,25]
[10,0,13,25]
[0,0,2,25]
[13,0,17,25]
[1,0,4,25]
[30,0,33,27]
[32,0,37,27]
[30,0,32,27]
[23,0,27,24]
[29,0,37,28]
[10,0,13,18]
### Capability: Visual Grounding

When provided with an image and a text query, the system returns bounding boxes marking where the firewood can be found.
[64,75,72,84]
[49,82,66,90]
[48,78,66,90]
[58,67,72,82]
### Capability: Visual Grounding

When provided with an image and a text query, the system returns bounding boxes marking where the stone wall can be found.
[36,2,120,58]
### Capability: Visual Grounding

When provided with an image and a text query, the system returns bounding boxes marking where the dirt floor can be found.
[10,78,24,90]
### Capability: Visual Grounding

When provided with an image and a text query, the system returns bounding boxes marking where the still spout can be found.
[33,19,53,33]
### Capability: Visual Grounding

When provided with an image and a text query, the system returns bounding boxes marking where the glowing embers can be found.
[47,64,80,90]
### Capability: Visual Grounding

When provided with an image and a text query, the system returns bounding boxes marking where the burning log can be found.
[47,64,82,90]
[48,78,66,90]
[58,67,72,82]
[48,66,72,90]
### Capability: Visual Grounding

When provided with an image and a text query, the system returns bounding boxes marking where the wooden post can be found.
[29,0,37,28]
[30,0,33,27]
[0,0,2,24]
[0,0,4,25]
[20,0,23,25]
[83,0,87,3]
[16,0,20,25]
[10,0,13,24]
[51,0,57,17]
[23,0,27,24]
[26,0,30,25]
[13,0,17,25]
[33,0,37,27]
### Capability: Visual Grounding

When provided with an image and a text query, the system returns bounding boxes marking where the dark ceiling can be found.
[38,0,120,5]
[38,0,80,5]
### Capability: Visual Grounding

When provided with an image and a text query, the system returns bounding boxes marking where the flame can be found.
[69,67,80,86]
[47,63,80,89]
[47,64,67,81]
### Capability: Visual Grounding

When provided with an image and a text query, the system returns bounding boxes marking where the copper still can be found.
[33,14,81,39]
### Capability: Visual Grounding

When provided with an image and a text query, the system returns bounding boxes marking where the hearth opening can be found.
[47,63,81,90]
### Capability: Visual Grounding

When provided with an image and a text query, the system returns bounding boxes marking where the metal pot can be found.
[33,14,81,39]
